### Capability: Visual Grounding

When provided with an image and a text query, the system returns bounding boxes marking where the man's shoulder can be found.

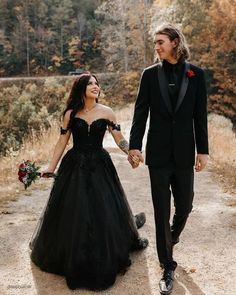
[142,63,160,76]
[144,63,160,72]
[188,63,205,74]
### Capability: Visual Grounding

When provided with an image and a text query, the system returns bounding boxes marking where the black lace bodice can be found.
[62,117,120,152]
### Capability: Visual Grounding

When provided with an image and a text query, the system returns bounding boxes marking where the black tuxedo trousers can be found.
[149,163,194,269]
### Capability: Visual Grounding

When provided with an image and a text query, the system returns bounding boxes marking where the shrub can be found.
[0,73,139,156]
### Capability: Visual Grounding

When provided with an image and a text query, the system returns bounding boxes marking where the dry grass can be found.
[208,113,236,195]
[0,121,66,206]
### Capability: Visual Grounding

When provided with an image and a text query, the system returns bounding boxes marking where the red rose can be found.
[18,170,26,177]
[186,69,196,77]
[18,170,27,182]
[19,163,26,169]
[18,176,24,182]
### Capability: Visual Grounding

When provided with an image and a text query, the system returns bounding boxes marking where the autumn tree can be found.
[96,0,153,73]
[206,0,236,122]
[0,0,103,76]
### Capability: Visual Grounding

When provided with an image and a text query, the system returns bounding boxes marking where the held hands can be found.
[195,154,209,172]
[128,150,144,169]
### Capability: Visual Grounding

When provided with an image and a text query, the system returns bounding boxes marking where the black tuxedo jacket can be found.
[129,62,209,168]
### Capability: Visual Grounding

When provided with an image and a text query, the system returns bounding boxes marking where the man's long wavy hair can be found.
[155,24,190,63]
[63,73,99,128]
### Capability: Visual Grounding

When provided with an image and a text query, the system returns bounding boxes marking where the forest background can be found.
[0,0,235,200]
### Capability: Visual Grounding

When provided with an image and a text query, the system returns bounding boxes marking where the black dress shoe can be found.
[134,212,146,229]
[159,269,174,294]
[132,237,149,251]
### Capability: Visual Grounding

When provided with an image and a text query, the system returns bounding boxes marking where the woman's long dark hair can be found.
[63,73,99,128]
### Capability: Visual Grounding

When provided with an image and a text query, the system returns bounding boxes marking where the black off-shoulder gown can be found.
[30,117,141,291]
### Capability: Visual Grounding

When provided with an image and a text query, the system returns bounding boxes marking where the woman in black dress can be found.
[30,73,148,291]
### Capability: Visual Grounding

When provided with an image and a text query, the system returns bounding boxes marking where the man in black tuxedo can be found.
[128,24,209,294]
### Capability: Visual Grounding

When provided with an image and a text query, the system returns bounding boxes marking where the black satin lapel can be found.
[157,63,173,114]
[175,62,190,113]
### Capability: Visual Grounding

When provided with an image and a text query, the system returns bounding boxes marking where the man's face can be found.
[154,34,177,61]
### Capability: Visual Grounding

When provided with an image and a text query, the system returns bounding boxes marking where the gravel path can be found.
[1,124,236,295]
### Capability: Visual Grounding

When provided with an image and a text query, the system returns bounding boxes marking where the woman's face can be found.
[85,76,100,99]
[154,34,177,61]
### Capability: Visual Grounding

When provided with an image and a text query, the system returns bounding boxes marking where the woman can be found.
[30,73,148,291]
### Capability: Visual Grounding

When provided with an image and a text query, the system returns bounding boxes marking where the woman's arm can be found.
[43,110,72,174]
[107,109,141,166]
[107,109,129,154]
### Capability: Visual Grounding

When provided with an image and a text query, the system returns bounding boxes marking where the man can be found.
[128,24,209,294]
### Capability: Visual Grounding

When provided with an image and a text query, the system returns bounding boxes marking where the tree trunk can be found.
[120,4,128,73]
[60,23,63,58]
[143,0,148,67]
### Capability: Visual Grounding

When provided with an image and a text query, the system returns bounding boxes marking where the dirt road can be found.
[0,123,236,295]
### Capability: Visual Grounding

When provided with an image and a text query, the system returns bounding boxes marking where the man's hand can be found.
[195,154,209,172]
[128,149,144,169]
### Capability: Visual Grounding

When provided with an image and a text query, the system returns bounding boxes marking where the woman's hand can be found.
[128,150,144,169]
[41,168,55,178]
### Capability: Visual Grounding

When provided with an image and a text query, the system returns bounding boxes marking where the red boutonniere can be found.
[186,69,196,78]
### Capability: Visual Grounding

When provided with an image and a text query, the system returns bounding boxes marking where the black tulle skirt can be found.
[30,147,140,290]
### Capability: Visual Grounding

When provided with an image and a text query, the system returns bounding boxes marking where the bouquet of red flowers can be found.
[18,160,55,189]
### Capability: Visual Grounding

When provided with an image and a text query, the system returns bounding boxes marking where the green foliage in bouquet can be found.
[18,160,40,189]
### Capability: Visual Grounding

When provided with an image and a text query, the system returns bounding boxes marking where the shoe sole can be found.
[159,286,173,295]
[135,213,146,229]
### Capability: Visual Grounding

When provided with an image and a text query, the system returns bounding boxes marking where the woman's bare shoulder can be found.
[97,104,115,118]
[97,103,112,111]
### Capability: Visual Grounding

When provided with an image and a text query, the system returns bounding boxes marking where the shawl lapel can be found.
[175,62,190,113]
